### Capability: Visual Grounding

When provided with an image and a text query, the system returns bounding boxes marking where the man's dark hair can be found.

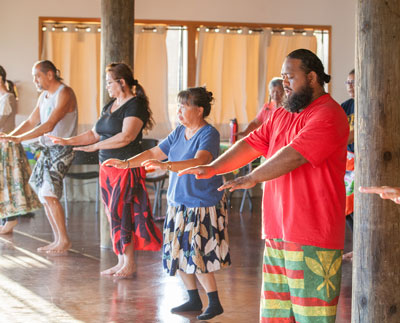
[34,60,63,81]
[287,49,330,86]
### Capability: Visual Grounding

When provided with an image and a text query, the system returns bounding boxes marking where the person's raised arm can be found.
[3,104,41,138]
[73,116,143,153]
[3,87,75,143]
[47,129,100,147]
[178,139,261,179]
[347,130,354,145]
[237,118,262,137]
[218,145,307,192]
[359,186,400,204]
[143,149,213,173]
[102,146,167,169]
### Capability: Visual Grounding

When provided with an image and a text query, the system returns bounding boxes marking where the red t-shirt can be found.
[256,102,278,123]
[245,94,349,249]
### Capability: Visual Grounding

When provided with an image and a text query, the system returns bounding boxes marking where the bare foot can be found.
[45,241,72,255]
[37,241,58,252]
[101,262,124,276]
[343,251,353,262]
[0,220,17,234]
[114,262,136,278]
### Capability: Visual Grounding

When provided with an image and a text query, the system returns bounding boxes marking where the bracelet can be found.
[166,161,172,171]
[124,159,130,169]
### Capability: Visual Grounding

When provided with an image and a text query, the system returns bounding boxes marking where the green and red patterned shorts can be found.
[260,239,342,323]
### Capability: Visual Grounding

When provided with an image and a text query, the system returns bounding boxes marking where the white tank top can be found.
[38,84,78,146]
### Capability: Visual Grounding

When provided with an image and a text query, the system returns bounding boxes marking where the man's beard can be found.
[283,82,313,113]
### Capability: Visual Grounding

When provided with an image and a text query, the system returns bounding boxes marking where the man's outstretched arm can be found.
[218,145,308,192]
[179,139,262,179]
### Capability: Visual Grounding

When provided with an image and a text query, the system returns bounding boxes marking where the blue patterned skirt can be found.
[163,195,231,275]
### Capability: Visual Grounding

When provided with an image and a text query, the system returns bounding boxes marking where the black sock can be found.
[197,291,223,320]
[171,289,202,313]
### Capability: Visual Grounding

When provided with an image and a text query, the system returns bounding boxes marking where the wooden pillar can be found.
[187,24,197,87]
[99,0,135,249]
[353,0,400,321]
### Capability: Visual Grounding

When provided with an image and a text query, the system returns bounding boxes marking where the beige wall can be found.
[0,0,356,120]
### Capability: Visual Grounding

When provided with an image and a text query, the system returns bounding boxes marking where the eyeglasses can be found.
[106,79,120,87]
[345,80,355,86]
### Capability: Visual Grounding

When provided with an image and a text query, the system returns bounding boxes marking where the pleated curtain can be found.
[195,28,317,139]
[41,24,170,139]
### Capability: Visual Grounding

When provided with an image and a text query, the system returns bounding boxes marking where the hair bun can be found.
[324,74,331,83]
[133,79,138,86]
[207,90,213,103]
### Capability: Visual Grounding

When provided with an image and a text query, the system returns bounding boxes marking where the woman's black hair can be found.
[34,60,63,81]
[287,49,331,86]
[0,65,17,98]
[177,87,214,118]
[106,62,154,132]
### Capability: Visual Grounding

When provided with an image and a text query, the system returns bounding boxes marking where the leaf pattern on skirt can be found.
[0,142,41,217]
[162,195,231,276]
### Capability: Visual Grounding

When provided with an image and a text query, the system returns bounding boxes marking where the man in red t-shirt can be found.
[180,49,349,323]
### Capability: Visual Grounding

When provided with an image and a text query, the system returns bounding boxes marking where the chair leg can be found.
[153,182,161,219]
[63,178,68,220]
[157,179,166,219]
[95,178,100,215]
[95,178,100,226]
[240,189,247,213]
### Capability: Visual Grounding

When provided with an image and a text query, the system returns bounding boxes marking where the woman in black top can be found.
[48,63,162,277]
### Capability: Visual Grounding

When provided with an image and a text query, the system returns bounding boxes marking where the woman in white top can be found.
[0,65,41,234]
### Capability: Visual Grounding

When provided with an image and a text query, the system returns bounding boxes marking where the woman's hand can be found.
[46,134,69,145]
[102,158,128,169]
[359,186,400,204]
[141,159,164,172]
[73,144,98,153]
[217,174,257,192]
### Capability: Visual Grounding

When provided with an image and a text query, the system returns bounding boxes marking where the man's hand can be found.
[359,186,400,204]
[217,174,257,192]
[178,165,217,179]
[0,135,21,143]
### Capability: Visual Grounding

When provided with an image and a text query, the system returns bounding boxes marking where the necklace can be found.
[112,96,134,112]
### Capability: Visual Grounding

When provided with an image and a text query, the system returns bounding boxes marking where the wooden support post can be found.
[99,0,134,249]
[353,0,400,321]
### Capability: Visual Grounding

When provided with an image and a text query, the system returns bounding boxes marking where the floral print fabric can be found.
[0,142,41,218]
[163,196,231,275]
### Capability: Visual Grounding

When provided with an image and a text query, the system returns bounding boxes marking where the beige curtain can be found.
[196,28,317,139]
[196,27,270,139]
[134,25,171,139]
[41,24,101,132]
[265,30,317,98]
[41,24,101,202]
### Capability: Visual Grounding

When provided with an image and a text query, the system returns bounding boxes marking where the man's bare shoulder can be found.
[59,84,76,97]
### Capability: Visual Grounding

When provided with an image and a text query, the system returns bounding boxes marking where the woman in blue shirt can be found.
[103,87,230,320]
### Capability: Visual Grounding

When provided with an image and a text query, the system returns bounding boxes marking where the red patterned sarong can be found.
[100,165,162,254]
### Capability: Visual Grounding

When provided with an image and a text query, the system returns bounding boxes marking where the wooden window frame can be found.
[39,17,331,89]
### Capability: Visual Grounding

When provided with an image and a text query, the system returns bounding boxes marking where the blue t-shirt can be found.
[159,124,223,207]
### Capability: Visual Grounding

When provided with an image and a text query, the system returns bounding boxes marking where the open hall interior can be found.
[3,0,399,322]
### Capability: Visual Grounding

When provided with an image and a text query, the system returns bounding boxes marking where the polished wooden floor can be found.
[0,196,352,322]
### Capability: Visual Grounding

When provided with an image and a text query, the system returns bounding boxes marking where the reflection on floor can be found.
[0,198,352,322]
